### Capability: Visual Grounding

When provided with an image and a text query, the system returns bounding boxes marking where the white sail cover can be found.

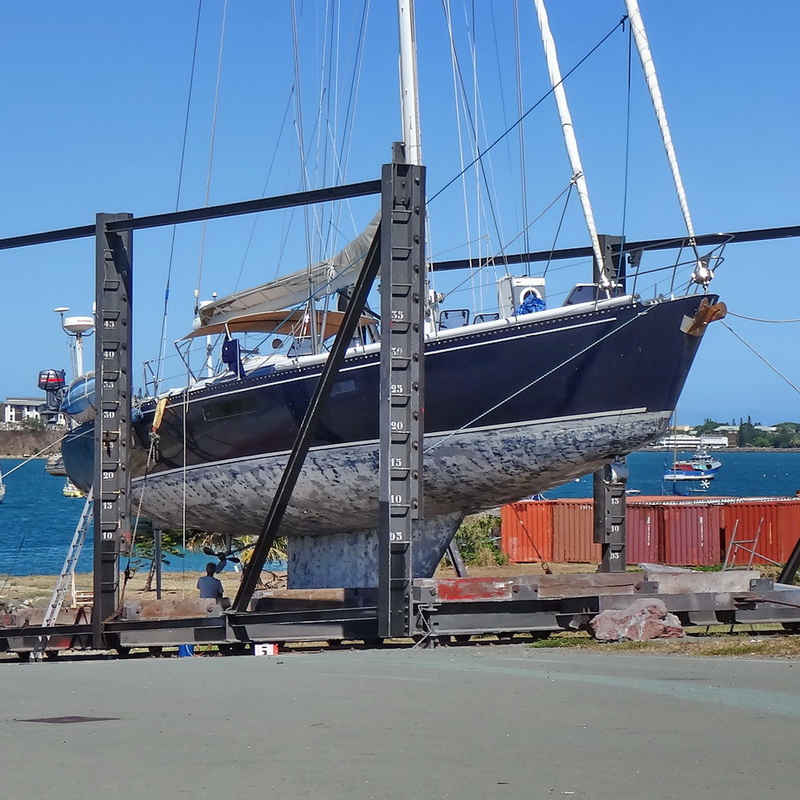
[198,213,379,327]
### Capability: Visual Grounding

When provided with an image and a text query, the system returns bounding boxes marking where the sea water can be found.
[0,458,285,576]
[1,451,799,576]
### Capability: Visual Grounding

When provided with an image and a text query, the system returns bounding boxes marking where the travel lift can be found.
[3,151,800,658]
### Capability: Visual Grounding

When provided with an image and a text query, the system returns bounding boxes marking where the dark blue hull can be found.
[62,294,714,535]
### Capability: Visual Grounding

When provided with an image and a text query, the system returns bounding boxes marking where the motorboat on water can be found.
[0,471,5,504]
[663,447,723,494]
[62,479,84,498]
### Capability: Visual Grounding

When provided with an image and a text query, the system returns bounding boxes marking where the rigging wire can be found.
[290,0,316,352]
[428,14,627,205]
[155,0,204,394]
[195,0,230,306]
[489,0,513,167]
[512,0,531,270]
[620,20,633,245]
[440,181,573,302]
[443,0,478,311]
[726,311,800,324]
[543,181,573,277]
[234,85,296,292]
[444,0,510,273]
[722,322,800,396]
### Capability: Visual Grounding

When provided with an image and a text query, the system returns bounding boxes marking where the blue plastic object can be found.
[178,644,195,658]
[517,295,546,315]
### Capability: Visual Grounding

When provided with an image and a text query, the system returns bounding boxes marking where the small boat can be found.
[0,470,5,503]
[663,447,722,494]
[46,452,68,477]
[62,479,84,498]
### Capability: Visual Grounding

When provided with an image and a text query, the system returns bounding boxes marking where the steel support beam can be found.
[0,180,381,250]
[594,461,628,573]
[778,536,800,586]
[428,224,800,273]
[378,148,426,638]
[93,213,133,647]
[231,225,383,612]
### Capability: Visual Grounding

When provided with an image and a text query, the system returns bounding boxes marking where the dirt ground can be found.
[3,562,799,659]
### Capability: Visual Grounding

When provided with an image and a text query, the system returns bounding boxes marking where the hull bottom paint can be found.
[134,407,669,534]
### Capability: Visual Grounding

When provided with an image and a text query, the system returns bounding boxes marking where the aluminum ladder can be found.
[33,488,93,659]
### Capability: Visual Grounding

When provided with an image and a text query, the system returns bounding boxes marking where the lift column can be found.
[93,213,133,647]
[594,460,628,573]
[378,145,426,638]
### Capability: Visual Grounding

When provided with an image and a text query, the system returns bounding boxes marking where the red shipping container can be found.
[663,505,723,566]
[552,500,600,563]
[626,504,664,564]
[500,501,553,563]
[723,500,800,566]
[776,502,800,561]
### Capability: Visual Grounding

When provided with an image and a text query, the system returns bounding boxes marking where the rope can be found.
[155,0,203,394]
[424,308,650,455]
[722,322,800,396]
[428,15,627,205]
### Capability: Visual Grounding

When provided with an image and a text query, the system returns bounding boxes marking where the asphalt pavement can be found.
[1,645,798,799]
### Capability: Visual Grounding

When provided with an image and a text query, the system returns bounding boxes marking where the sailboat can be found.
[56,1,725,586]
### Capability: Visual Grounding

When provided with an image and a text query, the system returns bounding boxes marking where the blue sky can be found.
[1,1,798,424]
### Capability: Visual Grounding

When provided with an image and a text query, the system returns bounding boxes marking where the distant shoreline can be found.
[644,447,800,453]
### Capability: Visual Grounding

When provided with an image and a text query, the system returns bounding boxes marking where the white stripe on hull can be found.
[133,409,671,536]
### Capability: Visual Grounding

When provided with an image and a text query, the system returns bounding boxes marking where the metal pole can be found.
[378,145,426,638]
[154,528,162,600]
[231,223,383,613]
[92,213,133,648]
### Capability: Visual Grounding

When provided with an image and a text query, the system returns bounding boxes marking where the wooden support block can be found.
[537,572,643,599]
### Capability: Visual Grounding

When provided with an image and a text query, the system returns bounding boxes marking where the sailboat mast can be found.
[397,0,422,165]
[533,0,609,287]
[625,0,697,257]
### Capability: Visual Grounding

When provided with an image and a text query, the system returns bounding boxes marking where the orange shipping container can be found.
[500,501,553,563]
[552,500,599,563]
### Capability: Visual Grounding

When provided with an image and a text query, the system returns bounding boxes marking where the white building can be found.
[652,432,728,448]
[1,397,66,427]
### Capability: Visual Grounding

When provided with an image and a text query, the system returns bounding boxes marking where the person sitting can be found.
[197,562,224,600]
